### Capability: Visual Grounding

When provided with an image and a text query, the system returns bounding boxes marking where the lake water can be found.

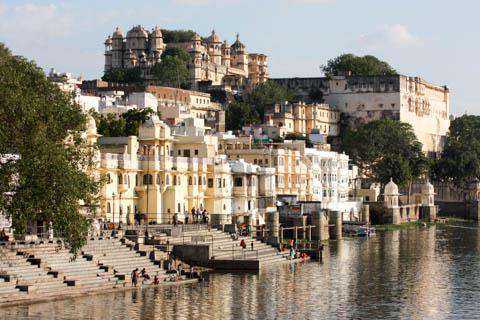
[1,223,480,320]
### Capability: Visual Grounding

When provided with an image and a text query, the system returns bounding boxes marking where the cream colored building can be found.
[97,117,275,225]
[263,102,340,138]
[104,26,268,90]
[323,75,450,156]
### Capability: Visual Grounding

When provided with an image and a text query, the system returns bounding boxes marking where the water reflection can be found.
[2,224,480,320]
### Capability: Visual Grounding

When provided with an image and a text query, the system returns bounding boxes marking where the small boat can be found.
[357,226,376,237]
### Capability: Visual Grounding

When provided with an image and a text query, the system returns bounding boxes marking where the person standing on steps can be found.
[240,239,246,250]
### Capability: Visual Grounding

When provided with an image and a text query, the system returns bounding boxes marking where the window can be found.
[234,177,243,187]
[217,178,222,188]
[223,179,226,188]
[156,174,161,185]
[173,175,177,185]
[178,203,181,213]
[195,149,199,155]
[189,176,193,185]
[107,202,111,213]
[208,178,214,188]
[143,174,153,185]
[178,150,181,156]
[118,174,123,185]
[106,174,112,184]
[183,150,190,157]
[166,175,170,185]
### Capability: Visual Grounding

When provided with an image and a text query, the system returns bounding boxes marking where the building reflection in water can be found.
[2,224,480,320]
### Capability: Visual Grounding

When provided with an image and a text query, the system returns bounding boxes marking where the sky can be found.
[0,0,478,115]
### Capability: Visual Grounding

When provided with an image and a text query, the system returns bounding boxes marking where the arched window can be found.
[135,174,139,186]
[166,175,170,185]
[156,174,161,185]
[189,176,192,185]
[118,174,123,184]
[173,175,177,185]
[106,173,112,184]
[143,174,153,185]
[177,203,181,213]
[107,202,111,213]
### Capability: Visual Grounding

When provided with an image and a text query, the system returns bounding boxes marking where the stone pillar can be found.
[391,208,401,225]
[265,211,280,246]
[361,204,370,224]
[312,211,329,241]
[329,210,342,240]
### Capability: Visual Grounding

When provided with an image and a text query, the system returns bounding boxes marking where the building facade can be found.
[272,75,450,155]
[104,26,268,90]
[97,116,276,225]
[263,102,340,138]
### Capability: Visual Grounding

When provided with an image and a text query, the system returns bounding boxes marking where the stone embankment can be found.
[0,236,194,307]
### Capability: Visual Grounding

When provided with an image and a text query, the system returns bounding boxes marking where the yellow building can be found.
[97,117,275,225]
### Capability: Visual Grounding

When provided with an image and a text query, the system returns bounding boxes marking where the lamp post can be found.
[112,192,116,224]
[119,192,123,224]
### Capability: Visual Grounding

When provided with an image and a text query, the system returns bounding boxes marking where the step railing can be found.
[213,244,259,261]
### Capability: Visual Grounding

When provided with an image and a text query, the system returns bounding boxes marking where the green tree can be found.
[161,47,191,64]
[341,119,427,189]
[225,101,260,131]
[102,67,143,84]
[322,54,397,77]
[91,108,155,137]
[247,81,294,120]
[161,29,196,43]
[152,56,190,88]
[0,43,100,253]
[284,133,314,148]
[433,115,480,189]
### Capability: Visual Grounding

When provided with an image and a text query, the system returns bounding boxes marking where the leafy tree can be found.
[102,67,143,84]
[151,56,190,88]
[284,133,313,148]
[0,43,100,253]
[161,47,191,64]
[341,119,427,189]
[161,29,196,43]
[225,101,260,131]
[433,115,480,190]
[308,87,324,103]
[247,81,294,120]
[92,108,155,137]
[322,54,397,77]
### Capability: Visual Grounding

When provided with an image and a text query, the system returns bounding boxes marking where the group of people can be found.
[185,207,209,225]
[131,268,160,287]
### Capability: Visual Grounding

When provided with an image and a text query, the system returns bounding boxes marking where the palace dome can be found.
[421,181,435,195]
[86,114,97,136]
[384,178,399,195]
[150,26,163,38]
[112,27,124,39]
[127,25,148,39]
[207,30,221,43]
[231,33,245,51]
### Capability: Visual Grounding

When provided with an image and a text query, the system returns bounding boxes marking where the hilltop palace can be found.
[104,26,269,90]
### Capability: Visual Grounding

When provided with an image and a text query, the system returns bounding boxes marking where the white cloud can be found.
[358,24,421,49]
[0,3,73,45]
